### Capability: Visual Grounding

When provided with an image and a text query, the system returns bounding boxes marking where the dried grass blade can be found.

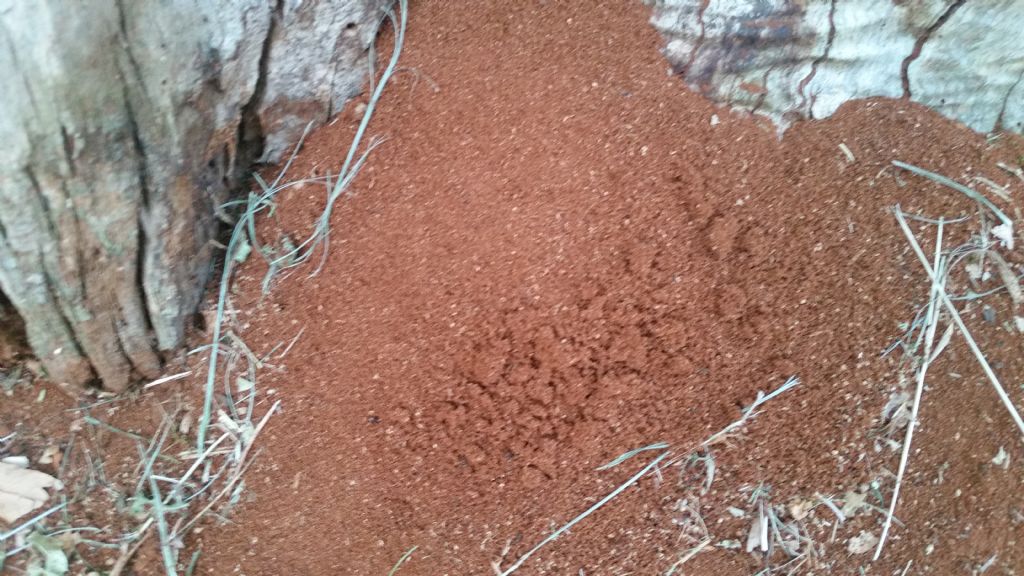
[874,214,946,561]
[894,208,1024,438]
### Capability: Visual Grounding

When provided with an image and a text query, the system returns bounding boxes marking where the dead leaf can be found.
[992,223,1015,250]
[788,498,814,521]
[841,490,868,518]
[988,252,1022,307]
[847,530,878,555]
[2,455,30,468]
[179,411,194,436]
[0,461,62,523]
[965,261,991,282]
[745,514,764,553]
[26,530,70,575]
[882,392,911,434]
[992,446,1010,469]
[745,505,769,554]
[38,446,60,467]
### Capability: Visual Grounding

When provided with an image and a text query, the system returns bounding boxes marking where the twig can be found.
[894,208,1024,438]
[108,521,154,576]
[702,376,800,448]
[149,478,179,576]
[176,401,280,535]
[664,538,711,575]
[498,452,670,576]
[144,371,192,390]
[597,442,669,471]
[892,161,1013,230]
[0,503,67,540]
[387,545,419,576]
[874,216,947,561]
[278,327,306,359]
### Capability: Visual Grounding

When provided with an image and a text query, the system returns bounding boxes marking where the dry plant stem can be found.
[894,208,1024,438]
[109,522,154,576]
[144,371,192,390]
[498,451,670,576]
[665,538,711,575]
[498,378,798,575]
[175,400,280,536]
[874,217,946,561]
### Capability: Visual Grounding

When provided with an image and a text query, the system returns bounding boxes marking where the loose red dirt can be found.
[5,1,1024,575]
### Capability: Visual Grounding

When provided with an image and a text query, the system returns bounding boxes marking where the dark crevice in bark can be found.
[237,0,283,171]
[901,0,966,99]
[59,125,76,177]
[25,166,84,312]
[114,0,152,105]
[0,21,42,118]
[108,315,135,383]
[750,69,771,116]
[23,166,92,374]
[0,289,29,361]
[57,180,89,305]
[995,65,1024,131]
[797,0,836,118]
[325,7,345,119]
[118,85,161,361]
[115,0,161,369]
[680,0,711,79]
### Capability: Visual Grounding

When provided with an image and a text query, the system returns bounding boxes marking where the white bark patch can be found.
[648,0,1024,135]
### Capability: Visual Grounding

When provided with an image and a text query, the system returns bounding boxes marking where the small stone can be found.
[983,305,996,324]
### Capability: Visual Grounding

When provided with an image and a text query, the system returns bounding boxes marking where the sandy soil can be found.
[3,1,1024,575]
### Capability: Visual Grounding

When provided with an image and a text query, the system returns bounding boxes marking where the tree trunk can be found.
[0,0,385,391]
[647,0,1024,135]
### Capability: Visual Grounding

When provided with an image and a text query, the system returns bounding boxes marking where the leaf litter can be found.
[0,461,62,524]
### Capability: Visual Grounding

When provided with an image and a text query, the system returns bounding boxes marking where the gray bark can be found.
[648,0,1024,135]
[0,0,385,391]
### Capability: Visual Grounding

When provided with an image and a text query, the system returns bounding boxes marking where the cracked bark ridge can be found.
[0,0,385,390]
[647,0,1024,135]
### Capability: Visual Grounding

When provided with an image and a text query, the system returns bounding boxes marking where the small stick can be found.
[387,545,419,576]
[665,538,711,575]
[874,217,946,561]
[149,478,179,576]
[176,401,280,535]
[498,451,669,576]
[894,208,1024,438]
[0,503,67,540]
[144,371,192,390]
[109,521,154,576]
[278,326,306,359]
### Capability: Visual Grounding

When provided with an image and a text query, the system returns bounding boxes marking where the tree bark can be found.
[0,0,385,391]
[647,0,1024,135]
